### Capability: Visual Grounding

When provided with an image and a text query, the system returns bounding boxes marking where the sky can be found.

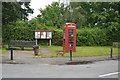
[28,0,59,20]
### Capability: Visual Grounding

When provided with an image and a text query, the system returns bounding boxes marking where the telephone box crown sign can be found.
[64,23,76,27]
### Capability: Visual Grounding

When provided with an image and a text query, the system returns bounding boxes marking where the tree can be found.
[66,2,120,29]
[37,2,65,28]
[68,2,120,43]
[2,2,33,25]
[63,2,88,28]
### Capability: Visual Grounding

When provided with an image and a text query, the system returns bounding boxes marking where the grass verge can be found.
[48,46,119,57]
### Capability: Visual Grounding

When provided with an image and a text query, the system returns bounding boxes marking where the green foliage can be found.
[52,29,63,46]
[2,20,63,46]
[76,28,108,46]
[2,20,120,46]
[37,2,65,28]
[2,21,34,43]
[106,22,120,44]
[2,2,33,25]
[2,2,120,46]
[68,2,120,28]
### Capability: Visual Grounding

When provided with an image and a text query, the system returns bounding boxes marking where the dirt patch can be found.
[2,59,26,64]
[56,51,64,56]
[40,47,53,57]
[65,56,119,65]
[65,61,93,65]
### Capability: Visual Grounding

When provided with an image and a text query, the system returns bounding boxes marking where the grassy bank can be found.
[48,46,119,57]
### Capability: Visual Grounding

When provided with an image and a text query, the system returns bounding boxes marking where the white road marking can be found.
[99,72,120,77]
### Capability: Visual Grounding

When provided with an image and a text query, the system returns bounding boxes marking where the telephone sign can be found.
[63,23,76,52]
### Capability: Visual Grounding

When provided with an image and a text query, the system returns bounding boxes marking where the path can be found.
[40,47,53,57]
[1,47,119,65]
[1,49,119,65]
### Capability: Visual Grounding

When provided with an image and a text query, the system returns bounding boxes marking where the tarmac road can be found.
[2,60,119,78]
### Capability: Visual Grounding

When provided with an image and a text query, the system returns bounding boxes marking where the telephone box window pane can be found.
[69,39,74,42]
[69,32,73,34]
[69,34,74,37]
[69,42,74,43]
[69,37,74,38]
[68,29,74,31]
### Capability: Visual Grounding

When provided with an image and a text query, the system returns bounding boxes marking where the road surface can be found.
[2,60,119,78]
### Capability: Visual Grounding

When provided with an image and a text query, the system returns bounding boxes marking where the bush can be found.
[105,22,120,45]
[2,20,119,46]
[2,21,34,44]
[76,28,108,46]
[2,21,63,46]
[52,29,63,46]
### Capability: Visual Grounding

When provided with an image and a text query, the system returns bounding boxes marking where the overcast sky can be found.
[28,0,60,20]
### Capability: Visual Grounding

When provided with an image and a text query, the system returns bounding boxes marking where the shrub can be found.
[52,29,63,46]
[105,22,120,45]
[76,28,108,46]
[2,20,119,46]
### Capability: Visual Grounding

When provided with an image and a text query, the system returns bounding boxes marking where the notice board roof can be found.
[34,30,53,32]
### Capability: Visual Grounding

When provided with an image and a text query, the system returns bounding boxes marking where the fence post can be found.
[10,48,13,60]
[110,48,113,58]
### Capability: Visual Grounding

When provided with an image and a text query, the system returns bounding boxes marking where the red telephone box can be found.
[63,23,76,52]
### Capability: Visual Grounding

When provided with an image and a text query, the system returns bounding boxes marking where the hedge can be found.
[2,21,120,46]
[76,28,108,46]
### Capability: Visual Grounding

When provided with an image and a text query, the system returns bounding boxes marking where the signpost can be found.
[70,44,73,61]
[34,30,53,46]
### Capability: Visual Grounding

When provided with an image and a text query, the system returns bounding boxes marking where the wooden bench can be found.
[8,40,39,60]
